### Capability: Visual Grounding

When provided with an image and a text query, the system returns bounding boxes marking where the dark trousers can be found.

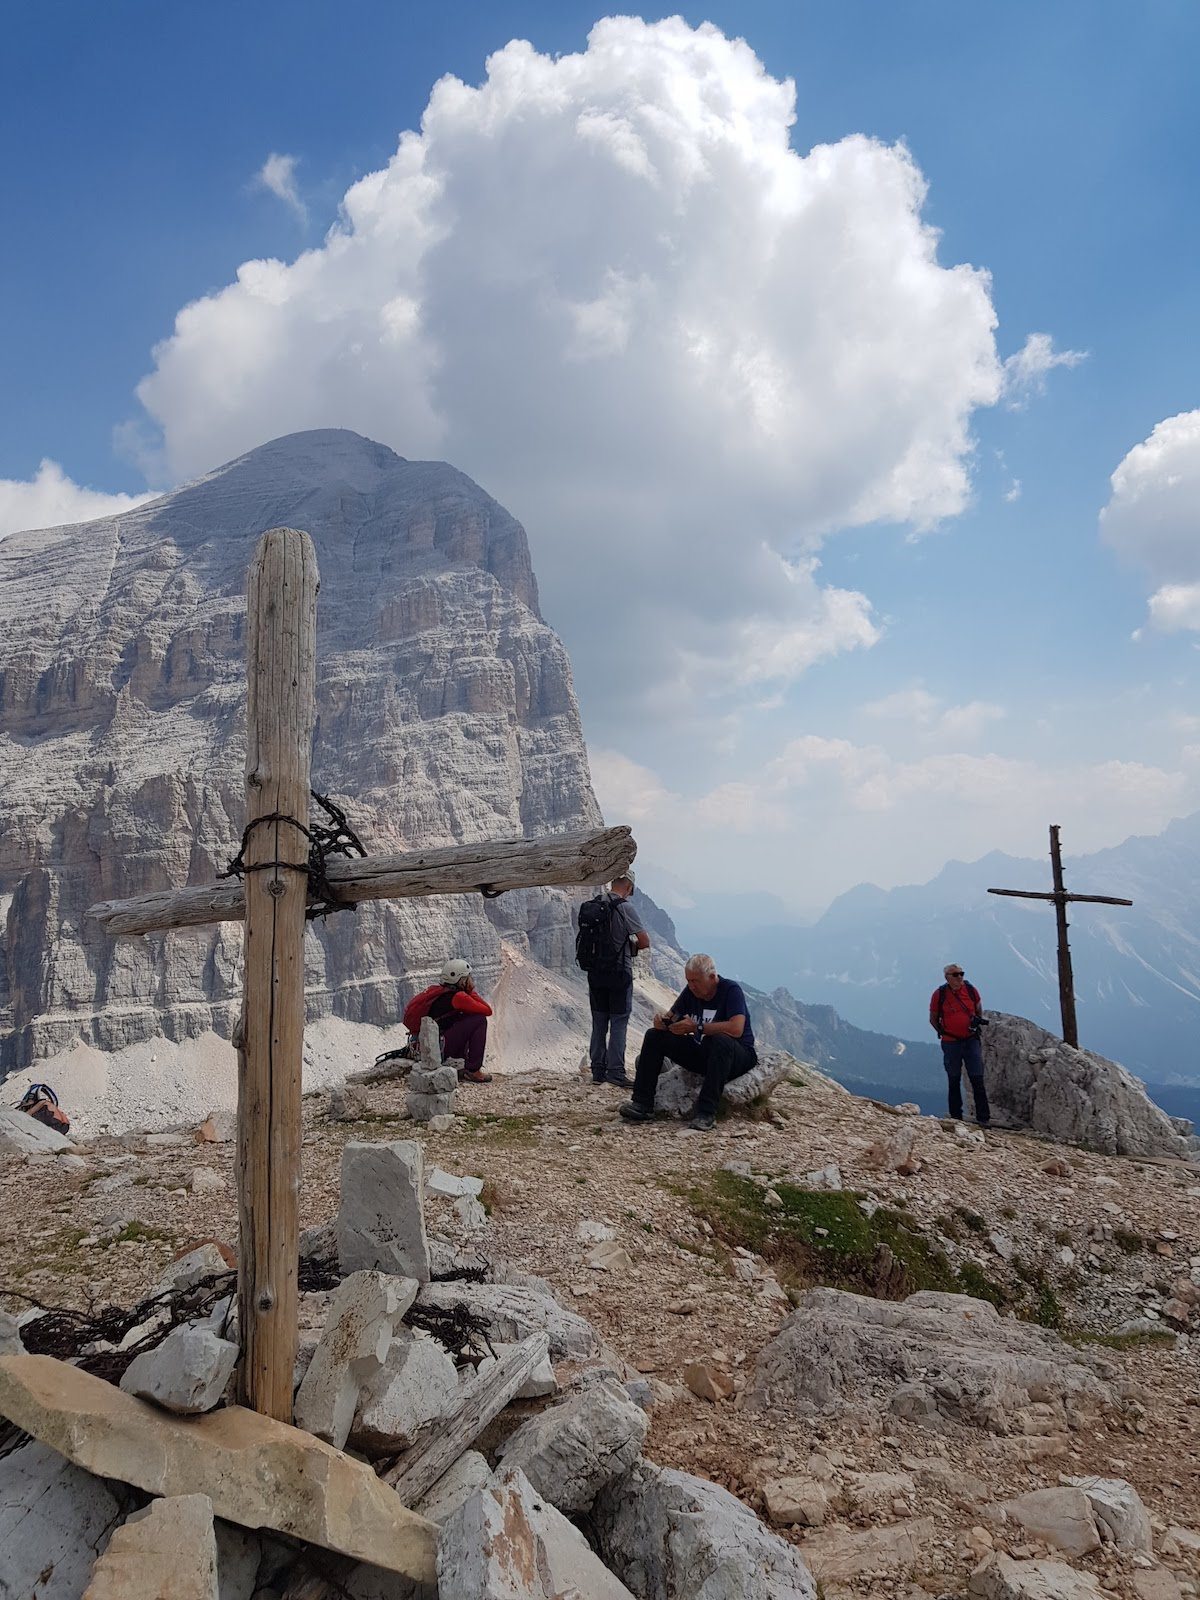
[632,1028,756,1116]
[942,1036,989,1123]
[441,1012,487,1074]
[588,975,633,1081]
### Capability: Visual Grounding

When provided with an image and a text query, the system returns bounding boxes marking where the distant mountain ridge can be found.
[631,889,943,1102]
[676,814,1200,1086]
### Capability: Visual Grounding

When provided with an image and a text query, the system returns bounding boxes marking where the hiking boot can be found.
[605,1073,632,1088]
[591,1073,608,1085]
[458,1068,493,1084]
[685,1109,716,1132]
[618,1100,655,1123]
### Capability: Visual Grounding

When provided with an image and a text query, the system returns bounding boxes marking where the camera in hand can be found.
[969,1013,989,1035]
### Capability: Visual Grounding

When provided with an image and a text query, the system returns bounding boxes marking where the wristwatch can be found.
[696,1019,704,1039]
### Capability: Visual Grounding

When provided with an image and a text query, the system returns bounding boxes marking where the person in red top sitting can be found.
[929,963,990,1127]
[430,958,493,1084]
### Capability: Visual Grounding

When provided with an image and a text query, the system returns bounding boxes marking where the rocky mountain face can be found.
[0,430,601,1073]
[683,815,1200,1092]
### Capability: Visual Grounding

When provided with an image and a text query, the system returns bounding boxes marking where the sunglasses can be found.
[947,970,964,977]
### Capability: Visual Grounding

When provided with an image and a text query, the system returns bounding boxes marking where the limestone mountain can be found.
[0,429,601,1075]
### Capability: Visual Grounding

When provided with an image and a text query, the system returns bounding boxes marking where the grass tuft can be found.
[458,1113,540,1147]
[681,1171,1009,1305]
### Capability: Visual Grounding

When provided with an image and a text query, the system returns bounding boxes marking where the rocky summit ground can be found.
[3,1059,1200,1600]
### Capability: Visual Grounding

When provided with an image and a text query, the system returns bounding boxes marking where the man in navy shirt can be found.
[619,952,756,1132]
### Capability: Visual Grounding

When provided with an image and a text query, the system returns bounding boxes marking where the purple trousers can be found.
[440,1012,487,1074]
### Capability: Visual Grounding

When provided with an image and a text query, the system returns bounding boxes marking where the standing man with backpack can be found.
[576,871,650,1087]
[930,963,990,1127]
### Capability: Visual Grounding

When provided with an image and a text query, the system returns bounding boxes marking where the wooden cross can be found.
[987,823,1132,1050]
[86,527,635,1420]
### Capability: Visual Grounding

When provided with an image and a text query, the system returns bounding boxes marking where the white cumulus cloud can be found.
[863,686,1005,742]
[1001,332,1087,409]
[1102,410,1200,633]
[592,733,1196,906]
[0,459,151,540]
[255,152,308,222]
[127,16,1006,731]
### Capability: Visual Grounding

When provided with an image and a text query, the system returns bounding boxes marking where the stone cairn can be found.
[406,1016,460,1130]
[0,1133,823,1599]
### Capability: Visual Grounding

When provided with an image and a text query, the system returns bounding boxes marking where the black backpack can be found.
[576,894,622,976]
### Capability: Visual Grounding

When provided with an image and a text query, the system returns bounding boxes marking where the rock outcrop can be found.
[982,1014,1195,1160]
[751,1288,1124,1436]
[0,429,601,1081]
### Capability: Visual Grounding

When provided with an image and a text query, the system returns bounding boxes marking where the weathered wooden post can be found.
[1048,824,1078,1049]
[238,527,319,1420]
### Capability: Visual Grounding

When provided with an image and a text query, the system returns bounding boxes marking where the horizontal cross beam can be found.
[987,888,1133,907]
[88,825,635,938]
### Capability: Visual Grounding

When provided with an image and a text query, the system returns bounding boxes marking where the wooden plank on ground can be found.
[384,1332,549,1507]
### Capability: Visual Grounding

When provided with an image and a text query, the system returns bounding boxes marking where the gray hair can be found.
[685,953,716,978]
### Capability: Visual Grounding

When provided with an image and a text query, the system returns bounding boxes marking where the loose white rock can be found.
[417,1282,600,1361]
[293,1270,418,1449]
[427,1168,484,1199]
[593,1459,817,1598]
[119,1325,239,1416]
[338,1140,431,1283]
[351,1331,462,1453]
[83,1492,219,1600]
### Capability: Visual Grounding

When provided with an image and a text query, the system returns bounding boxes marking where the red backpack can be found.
[17,1083,71,1136]
[402,984,445,1035]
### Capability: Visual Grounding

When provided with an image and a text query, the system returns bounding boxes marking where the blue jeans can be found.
[941,1036,990,1123]
[589,975,633,1081]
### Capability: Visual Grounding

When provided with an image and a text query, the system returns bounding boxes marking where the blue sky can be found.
[3,2,1199,909]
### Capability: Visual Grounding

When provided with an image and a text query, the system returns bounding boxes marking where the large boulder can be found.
[438,1466,635,1599]
[592,1460,817,1599]
[982,1014,1194,1159]
[751,1288,1123,1436]
[1065,1477,1153,1554]
[497,1378,648,1513]
[653,1050,797,1118]
[985,1488,1101,1557]
[970,1553,1104,1600]
[797,1518,934,1583]
[0,1440,128,1600]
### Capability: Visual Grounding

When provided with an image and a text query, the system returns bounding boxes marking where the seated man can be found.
[619,953,756,1131]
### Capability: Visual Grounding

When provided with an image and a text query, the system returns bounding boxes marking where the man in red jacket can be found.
[930,963,990,1126]
[430,958,493,1084]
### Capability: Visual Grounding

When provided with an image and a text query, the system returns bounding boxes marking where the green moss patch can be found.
[682,1172,1008,1304]
[459,1113,540,1147]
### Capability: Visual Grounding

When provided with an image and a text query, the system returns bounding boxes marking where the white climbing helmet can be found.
[440,957,472,985]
